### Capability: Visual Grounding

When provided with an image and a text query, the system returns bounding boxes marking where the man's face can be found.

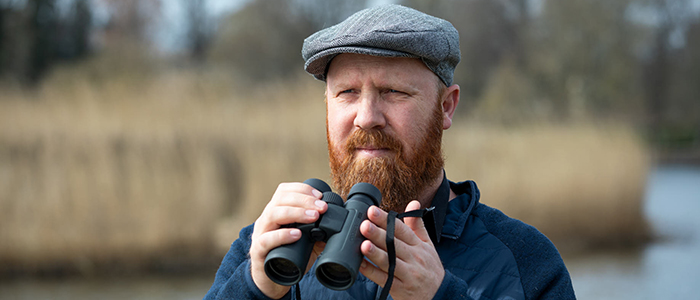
[325,54,448,212]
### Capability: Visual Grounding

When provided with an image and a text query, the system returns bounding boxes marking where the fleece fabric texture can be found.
[204,180,576,299]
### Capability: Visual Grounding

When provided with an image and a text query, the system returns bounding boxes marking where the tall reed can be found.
[0,55,650,275]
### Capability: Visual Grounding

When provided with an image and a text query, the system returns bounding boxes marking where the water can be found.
[1,165,698,299]
[566,164,700,299]
[0,275,215,300]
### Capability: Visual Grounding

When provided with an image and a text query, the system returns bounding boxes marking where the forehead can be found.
[326,54,437,87]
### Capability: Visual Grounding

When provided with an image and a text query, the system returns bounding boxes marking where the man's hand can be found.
[359,201,445,300]
[249,183,328,299]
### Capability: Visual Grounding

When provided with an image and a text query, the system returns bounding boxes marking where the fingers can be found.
[249,227,303,298]
[250,228,302,261]
[359,211,415,275]
[360,202,446,300]
[359,202,437,278]
[359,255,401,289]
[365,205,422,246]
[254,182,327,235]
[269,182,326,210]
[402,200,432,243]
[359,236,407,272]
[272,184,325,207]
[268,206,320,227]
[248,181,329,299]
[251,182,327,261]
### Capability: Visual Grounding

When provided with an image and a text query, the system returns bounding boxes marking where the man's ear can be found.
[441,84,460,130]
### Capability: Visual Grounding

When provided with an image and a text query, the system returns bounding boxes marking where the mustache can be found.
[344,129,403,155]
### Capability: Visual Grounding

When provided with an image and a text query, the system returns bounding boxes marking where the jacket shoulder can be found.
[474,203,576,299]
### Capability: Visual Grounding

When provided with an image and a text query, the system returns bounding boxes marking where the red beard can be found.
[328,101,445,213]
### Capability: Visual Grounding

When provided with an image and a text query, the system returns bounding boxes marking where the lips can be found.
[353,146,393,159]
[356,146,390,151]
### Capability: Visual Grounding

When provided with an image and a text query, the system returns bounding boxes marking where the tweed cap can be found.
[302,4,460,86]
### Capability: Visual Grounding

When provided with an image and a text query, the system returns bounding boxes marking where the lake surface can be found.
[0,275,214,300]
[1,165,698,299]
[566,164,700,299]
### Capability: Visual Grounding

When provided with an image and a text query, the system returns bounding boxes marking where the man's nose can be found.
[353,93,386,130]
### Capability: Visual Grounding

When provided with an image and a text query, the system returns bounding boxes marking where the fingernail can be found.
[305,210,318,217]
[315,200,326,208]
[370,206,379,216]
[290,230,301,238]
[312,189,323,198]
[361,260,367,269]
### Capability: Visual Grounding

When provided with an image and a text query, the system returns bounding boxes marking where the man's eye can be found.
[386,89,409,96]
[340,89,354,94]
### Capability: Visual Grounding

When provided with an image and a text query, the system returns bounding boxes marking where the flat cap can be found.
[302,4,460,86]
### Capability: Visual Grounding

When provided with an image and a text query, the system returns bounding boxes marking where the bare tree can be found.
[640,0,695,130]
[183,0,212,62]
[101,0,161,44]
[402,0,528,112]
[0,0,94,85]
[209,0,314,81]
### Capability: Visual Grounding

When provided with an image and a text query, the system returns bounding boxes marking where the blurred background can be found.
[0,0,698,299]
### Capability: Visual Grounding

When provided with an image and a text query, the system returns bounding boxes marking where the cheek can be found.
[326,105,353,145]
[392,109,432,153]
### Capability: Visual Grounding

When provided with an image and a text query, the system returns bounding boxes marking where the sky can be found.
[11,0,688,53]
[152,0,398,53]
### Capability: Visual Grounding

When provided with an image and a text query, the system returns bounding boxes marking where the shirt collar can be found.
[423,170,451,244]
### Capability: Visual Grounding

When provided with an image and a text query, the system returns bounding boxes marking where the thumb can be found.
[404,200,431,243]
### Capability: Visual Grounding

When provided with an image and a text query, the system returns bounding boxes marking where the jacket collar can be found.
[441,180,480,240]
[412,170,481,245]
[423,175,481,243]
[423,171,451,244]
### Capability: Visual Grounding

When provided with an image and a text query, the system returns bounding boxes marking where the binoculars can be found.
[264,178,382,291]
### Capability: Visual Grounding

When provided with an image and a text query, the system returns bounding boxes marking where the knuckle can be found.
[409,268,424,282]
[413,252,427,266]
[277,182,293,190]
[270,207,287,221]
[255,236,269,251]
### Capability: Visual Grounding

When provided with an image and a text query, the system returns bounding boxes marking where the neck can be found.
[415,169,459,210]
[416,170,445,209]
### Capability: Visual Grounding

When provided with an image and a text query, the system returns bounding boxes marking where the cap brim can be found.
[304,46,417,81]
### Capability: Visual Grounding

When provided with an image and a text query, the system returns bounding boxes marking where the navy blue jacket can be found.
[204,179,576,299]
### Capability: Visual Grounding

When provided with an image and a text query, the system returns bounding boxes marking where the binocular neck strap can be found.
[378,207,435,300]
[292,206,434,300]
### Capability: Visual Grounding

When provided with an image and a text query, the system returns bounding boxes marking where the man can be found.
[205,4,575,300]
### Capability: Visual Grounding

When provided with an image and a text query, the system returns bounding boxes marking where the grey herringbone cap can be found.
[302,4,460,86]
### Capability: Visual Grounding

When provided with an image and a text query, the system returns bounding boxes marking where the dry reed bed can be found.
[0,61,650,275]
[444,124,651,250]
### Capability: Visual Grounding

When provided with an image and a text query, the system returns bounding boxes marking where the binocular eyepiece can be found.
[264,179,382,291]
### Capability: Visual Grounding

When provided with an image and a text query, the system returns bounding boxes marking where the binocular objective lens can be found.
[267,258,301,284]
[318,262,352,288]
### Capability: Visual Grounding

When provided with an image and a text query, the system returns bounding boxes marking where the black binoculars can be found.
[264,178,382,291]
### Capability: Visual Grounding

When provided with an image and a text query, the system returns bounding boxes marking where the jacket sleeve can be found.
[203,224,291,300]
[503,223,576,300]
[515,243,576,300]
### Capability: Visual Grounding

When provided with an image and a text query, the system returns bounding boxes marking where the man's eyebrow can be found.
[379,83,421,95]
